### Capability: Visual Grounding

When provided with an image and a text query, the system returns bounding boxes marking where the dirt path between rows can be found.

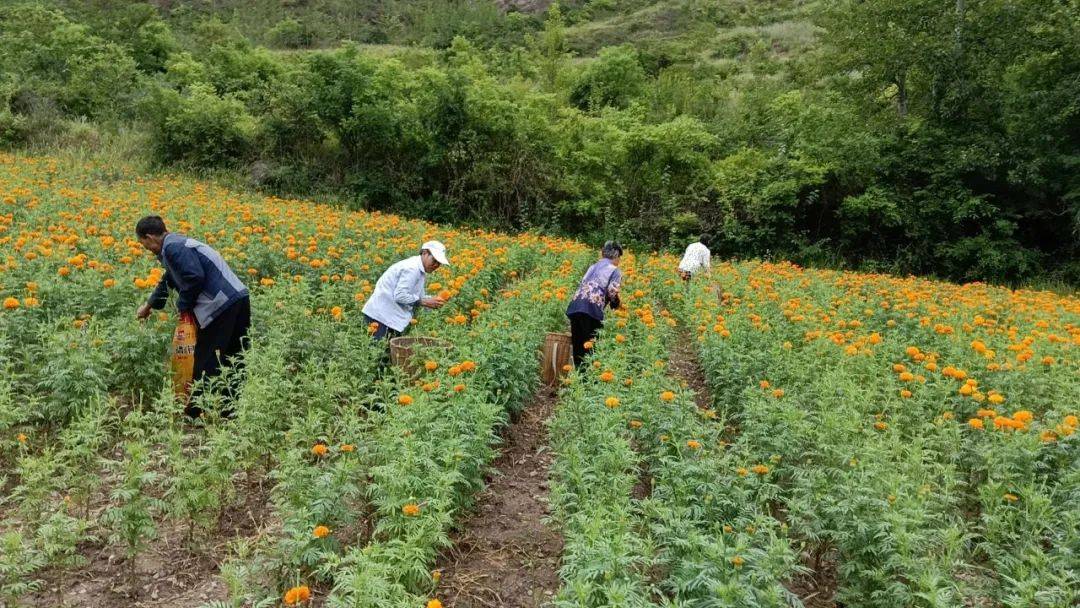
[435,387,563,608]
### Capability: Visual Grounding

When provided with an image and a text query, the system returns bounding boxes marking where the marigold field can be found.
[1,152,1077,608]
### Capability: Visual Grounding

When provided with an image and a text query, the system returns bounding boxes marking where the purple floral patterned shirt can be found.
[566,258,622,321]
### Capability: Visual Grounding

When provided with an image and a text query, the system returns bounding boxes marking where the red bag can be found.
[170,312,197,402]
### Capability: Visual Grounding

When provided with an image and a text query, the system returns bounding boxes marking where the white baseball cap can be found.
[422,240,450,266]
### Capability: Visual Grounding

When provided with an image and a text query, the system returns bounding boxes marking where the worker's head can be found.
[420,240,450,273]
[602,241,623,266]
[135,215,168,254]
[699,233,711,248]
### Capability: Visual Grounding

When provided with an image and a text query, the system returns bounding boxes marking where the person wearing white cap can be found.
[361,240,450,339]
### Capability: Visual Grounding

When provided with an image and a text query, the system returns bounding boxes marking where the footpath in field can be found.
[436,386,563,607]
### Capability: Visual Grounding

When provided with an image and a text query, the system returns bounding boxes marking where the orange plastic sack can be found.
[171,313,197,401]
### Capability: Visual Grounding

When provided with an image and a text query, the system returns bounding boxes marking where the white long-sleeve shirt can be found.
[678,242,711,274]
[361,255,428,331]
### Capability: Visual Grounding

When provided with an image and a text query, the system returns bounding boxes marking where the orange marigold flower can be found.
[874,421,888,431]
[759,380,770,389]
[899,389,912,398]
[686,440,701,450]
[1064,415,1078,428]
[772,389,784,398]
[398,394,414,406]
[562,364,573,372]
[2,297,19,310]
[968,418,984,430]
[583,340,594,350]
[402,503,421,517]
[427,600,443,608]
[313,525,331,538]
[460,360,476,372]
[340,443,355,453]
[629,420,642,429]
[311,443,328,457]
[660,391,676,402]
[976,408,997,418]
[448,365,462,376]
[599,371,615,382]
[424,360,438,372]
[17,433,27,443]
[1012,410,1033,424]
[454,384,466,393]
[736,467,748,477]
[730,556,745,567]
[283,585,311,605]
[988,393,1005,405]
[751,464,769,475]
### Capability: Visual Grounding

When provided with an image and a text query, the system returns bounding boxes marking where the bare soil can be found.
[495,0,554,14]
[22,469,273,608]
[435,387,563,608]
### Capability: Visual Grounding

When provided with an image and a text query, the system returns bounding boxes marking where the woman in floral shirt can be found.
[566,241,623,367]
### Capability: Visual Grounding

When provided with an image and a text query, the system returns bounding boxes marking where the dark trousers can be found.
[189,296,250,417]
[364,314,401,341]
[569,312,603,368]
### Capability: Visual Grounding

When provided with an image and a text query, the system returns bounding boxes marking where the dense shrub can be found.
[569,45,648,110]
[0,6,139,120]
[144,83,258,167]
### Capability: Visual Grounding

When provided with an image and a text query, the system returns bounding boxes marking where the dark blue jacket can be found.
[147,233,249,328]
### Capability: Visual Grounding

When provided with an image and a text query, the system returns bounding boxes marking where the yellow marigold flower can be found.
[427,600,443,608]
[604,396,620,408]
[660,391,676,402]
[988,393,1005,405]
[730,556,745,567]
[1003,493,1019,503]
[629,420,642,429]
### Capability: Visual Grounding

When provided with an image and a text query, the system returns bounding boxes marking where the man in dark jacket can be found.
[134,215,250,417]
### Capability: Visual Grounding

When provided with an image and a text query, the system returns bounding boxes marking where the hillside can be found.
[1,0,1077,285]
